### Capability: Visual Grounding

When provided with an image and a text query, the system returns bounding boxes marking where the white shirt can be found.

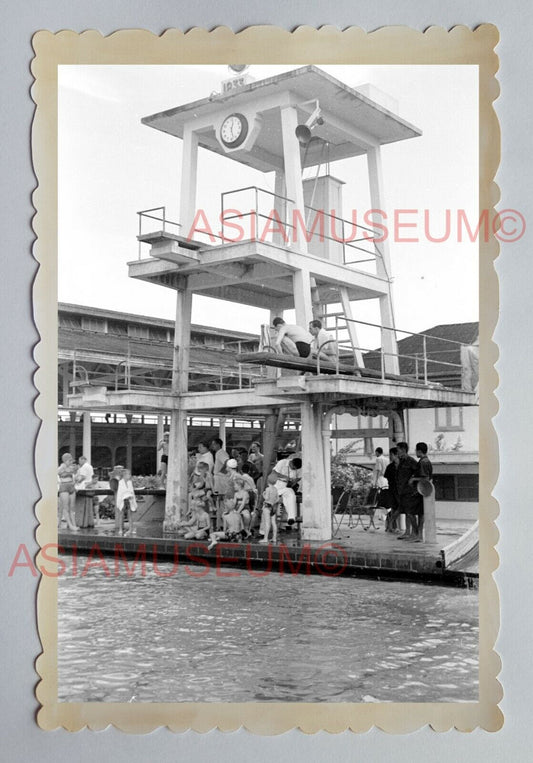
[274,458,301,487]
[195,450,214,474]
[76,461,94,490]
[372,455,388,489]
[311,328,336,356]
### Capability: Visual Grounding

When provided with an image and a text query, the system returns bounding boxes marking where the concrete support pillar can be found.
[293,269,314,330]
[280,106,308,253]
[69,419,76,457]
[262,411,279,479]
[273,170,287,247]
[301,401,331,541]
[156,415,165,471]
[82,412,91,461]
[367,146,399,375]
[61,365,70,407]
[218,417,227,449]
[165,409,189,529]
[125,416,133,473]
[422,483,437,544]
[180,125,199,236]
[388,409,405,445]
[165,286,192,530]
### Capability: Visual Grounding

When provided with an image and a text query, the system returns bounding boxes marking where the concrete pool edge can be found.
[56,530,478,588]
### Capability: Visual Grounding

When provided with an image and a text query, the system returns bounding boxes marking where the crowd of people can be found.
[372,441,433,542]
[57,455,138,535]
[172,438,302,548]
[58,437,433,543]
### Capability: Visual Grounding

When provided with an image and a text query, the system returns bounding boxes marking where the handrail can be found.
[220,185,381,267]
[326,313,475,348]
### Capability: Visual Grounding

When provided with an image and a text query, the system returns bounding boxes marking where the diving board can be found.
[237,351,419,384]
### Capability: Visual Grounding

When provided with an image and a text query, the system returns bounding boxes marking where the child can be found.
[116,469,137,536]
[260,473,279,545]
[207,498,244,550]
[178,501,211,540]
[233,476,252,538]
[188,478,207,514]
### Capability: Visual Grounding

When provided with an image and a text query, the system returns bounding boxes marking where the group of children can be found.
[174,465,282,548]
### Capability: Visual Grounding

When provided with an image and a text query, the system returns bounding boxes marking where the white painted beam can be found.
[367,145,399,375]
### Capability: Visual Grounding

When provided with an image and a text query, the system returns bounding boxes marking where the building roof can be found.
[58,302,259,342]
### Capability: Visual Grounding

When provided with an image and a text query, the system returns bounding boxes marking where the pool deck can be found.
[57,517,478,587]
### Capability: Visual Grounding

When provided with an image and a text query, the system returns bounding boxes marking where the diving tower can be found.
[69,66,476,541]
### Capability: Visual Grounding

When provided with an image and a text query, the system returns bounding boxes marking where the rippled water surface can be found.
[58,556,478,703]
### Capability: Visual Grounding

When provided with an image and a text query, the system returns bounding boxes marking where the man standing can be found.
[210,437,230,529]
[272,455,302,526]
[384,447,400,532]
[371,447,388,490]
[158,431,170,479]
[272,317,313,358]
[308,319,337,358]
[108,464,124,533]
[410,442,434,542]
[371,446,388,523]
[396,442,420,540]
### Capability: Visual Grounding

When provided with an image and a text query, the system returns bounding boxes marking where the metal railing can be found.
[261,317,472,389]
[137,188,383,270]
[220,186,382,270]
[137,207,182,259]
[67,349,270,396]
[325,314,469,386]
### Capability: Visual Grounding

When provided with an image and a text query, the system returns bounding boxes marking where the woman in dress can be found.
[57,452,78,531]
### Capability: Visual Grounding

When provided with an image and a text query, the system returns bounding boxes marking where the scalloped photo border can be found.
[31,24,502,733]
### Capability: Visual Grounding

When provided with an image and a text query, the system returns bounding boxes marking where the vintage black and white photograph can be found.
[53,60,481,707]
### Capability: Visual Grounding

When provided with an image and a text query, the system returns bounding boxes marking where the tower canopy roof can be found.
[142,65,422,171]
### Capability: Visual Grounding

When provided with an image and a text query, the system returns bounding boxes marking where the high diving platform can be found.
[65,64,479,545]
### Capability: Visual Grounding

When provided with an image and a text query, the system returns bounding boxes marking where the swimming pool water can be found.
[58,556,478,703]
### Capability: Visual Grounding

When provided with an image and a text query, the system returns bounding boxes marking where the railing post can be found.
[162,206,166,234]
[423,335,428,384]
[138,213,142,260]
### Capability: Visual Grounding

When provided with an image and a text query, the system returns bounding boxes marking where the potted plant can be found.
[331,442,372,508]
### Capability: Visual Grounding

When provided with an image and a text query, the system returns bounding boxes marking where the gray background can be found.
[1,1,530,760]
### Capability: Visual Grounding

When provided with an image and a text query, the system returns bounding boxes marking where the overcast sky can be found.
[58,64,478,343]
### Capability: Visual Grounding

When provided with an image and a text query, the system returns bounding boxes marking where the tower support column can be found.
[82,412,91,461]
[164,286,192,529]
[300,401,331,541]
[367,145,399,374]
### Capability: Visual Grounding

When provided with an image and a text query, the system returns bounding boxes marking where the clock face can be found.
[220,113,248,148]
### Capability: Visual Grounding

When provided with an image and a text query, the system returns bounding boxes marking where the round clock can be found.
[220,113,249,149]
